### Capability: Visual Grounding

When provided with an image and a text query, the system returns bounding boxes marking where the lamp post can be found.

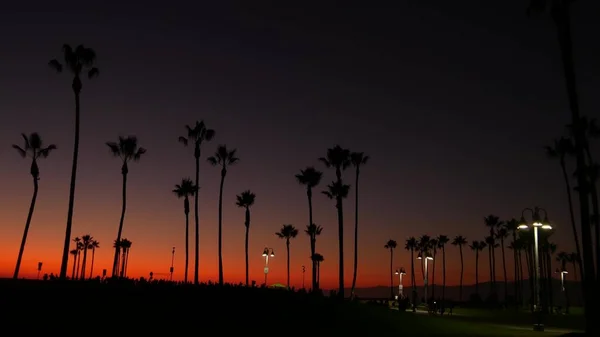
[417,252,433,304]
[518,206,552,331]
[395,267,406,298]
[262,247,275,286]
[170,246,175,281]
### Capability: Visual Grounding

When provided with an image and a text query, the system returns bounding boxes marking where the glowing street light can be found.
[518,206,552,331]
[395,267,406,298]
[555,268,568,292]
[417,251,433,303]
[262,247,275,286]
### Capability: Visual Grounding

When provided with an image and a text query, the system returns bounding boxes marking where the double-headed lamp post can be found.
[518,206,552,331]
[417,252,433,303]
[262,247,275,286]
[395,267,406,298]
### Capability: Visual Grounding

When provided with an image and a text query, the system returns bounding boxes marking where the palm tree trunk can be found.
[115,249,121,276]
[124,249,130,277]
[560,159,583,281]
[244,207,250,286]
[71,254,77,279]
[75,252,81,279]
[488,246,493,295]
[184,205,190,283]
[89,247,96,279]
[389,248,394,298]
[120,249,127,277]
[13,175,39,279]
[194,151,200,285]
[512,233,518,305]
[217,169,225,286]
[554,5,597,333]
[459,245,464,302]
[442,247,446,302]
[80,247,88,280]
[431,249,436,299]
[411,248,416,311]
[501,238,507,303]
[286,239,291,289]
[59,86,81,279]
[351,168,360,297]
[307,189,317,291]
[475,251,479,296]
[336,196,345,299]
[112,167,127,277]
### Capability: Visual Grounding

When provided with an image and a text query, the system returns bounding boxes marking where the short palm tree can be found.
[69,249,78,279]
[405,237,418,311]
[437,235,449,302]
[276,224,299,289]
[120,238,132,277]
[79,234,93,280]
[470,240,487,297]
[319,145,351,298]
[350,151,369,297]
[451,235,467,302]
[173,178,198,283]
[312,253,324,288]
[49,44,99,279]
[106,136,146,277]
[88,240,100,279]
[179,121,215,284]
[208,145,239,286]
[304,223,323,290]
[236,190,256,286]
[295,166,323,291]
[384,239,397,299]
[12,133,56,279]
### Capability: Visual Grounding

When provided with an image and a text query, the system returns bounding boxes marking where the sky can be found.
[0,1,599,289]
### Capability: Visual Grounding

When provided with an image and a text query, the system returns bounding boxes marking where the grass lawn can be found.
[448,307,584,331]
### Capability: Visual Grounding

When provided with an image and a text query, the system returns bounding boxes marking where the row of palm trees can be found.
[68,235,100,280]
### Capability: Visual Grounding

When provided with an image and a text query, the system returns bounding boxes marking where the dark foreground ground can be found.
[0,279,586,336]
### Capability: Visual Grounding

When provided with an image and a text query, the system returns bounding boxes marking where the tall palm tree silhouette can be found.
[496,225,509,302]
[173,178,198,283]
[504,218,520,303]
[437,235,449,302]
[484,214,501,292]
[350,151,369,298]
[528,2,596,330]
[276,224,298,289]
[319,145,350,298]
[79,234,93,280]
[179,121,215,285]
[11,133,56,279]
[545,138,582,277]
[451,235,467,302]
[208,145,239,286]
[312,253,324,288]
[304,223,323,290]
[295,167,323,291]
[236,190,256,286]
[405,237,418,311]
[106,136,146,277]
[88,239,100,279]
[429,237,438,299]
[49,44,99,279]
[384,239,397,299]
[470,240,487,298]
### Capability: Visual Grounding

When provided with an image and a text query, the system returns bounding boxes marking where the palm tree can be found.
[79,234,93,280]
[120,238,132,278]
[49,44,99,279]
[319,145,351,298]
[312,253,324,288]
[505,218,521,304]
[276,224,298,289]
[569,252,579,282]
[437,235,449,302]
[75,240,83,279]
[106,136,146,277]
[295,167,323,291]
[484,215,501,291]
[405,237,418,311]
[304,223,323,290]
[384,239,397,299]
[207,145,239,286]
[496,225,509,302]
[69,249,78,279]
[485,235,497,296]
[418,235,432,286]
[528,1,596,330]
[349,151,369,297]
[179,121,215,285]
[113,239,122,276]
[88,240,100,279]
[236,190,256,286]
[470,240,487,297]
[173,178,198,283]
[429,237,438,299]
[452,235,467,302]
[556,251,571,313]
[545,138,582,278]
[11,133,57,279]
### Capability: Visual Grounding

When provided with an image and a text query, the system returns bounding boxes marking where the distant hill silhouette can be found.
[341,279,583,305]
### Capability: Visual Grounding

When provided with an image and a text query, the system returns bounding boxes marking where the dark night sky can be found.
[0,1,599,286]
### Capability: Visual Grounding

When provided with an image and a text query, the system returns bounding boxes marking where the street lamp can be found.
[417,251,433,304]
[555,268,568,292]
[518,206,552,331]
[262,247,275,286]
[395,267,406,298]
